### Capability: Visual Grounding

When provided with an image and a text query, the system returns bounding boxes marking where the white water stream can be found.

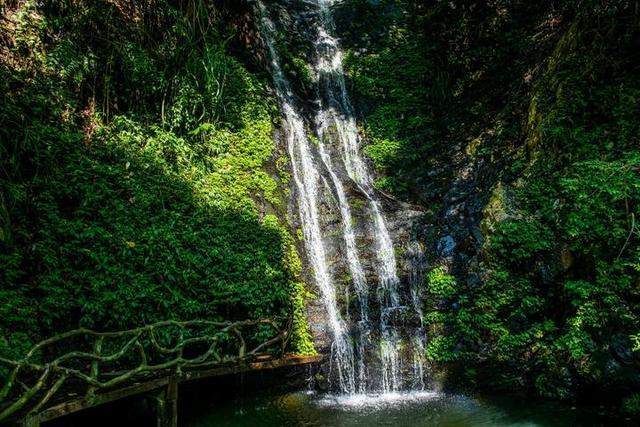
[257,0,426,395]
[312,0,406,393]
[256,1,358,394]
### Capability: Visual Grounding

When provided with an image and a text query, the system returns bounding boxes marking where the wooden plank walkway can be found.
[22,354,322,426]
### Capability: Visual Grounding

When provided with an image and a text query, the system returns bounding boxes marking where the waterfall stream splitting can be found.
[256,0,427,395]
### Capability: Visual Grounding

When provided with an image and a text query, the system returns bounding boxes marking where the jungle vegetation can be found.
[0,0,315,361]
[1,0,639,416]
[338,0,640,414]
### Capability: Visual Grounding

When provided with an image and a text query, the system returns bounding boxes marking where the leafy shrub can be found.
[0,0,314,357]
[426,267,457,299]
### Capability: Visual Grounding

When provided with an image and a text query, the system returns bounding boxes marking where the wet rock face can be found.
[436,235,456,257]
[290,131,430,355]
[381,197,430,299]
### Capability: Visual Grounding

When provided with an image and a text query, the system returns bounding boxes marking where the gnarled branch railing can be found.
[0,319,289,422]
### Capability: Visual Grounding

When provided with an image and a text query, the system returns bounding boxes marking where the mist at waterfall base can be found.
[185,390,615,427]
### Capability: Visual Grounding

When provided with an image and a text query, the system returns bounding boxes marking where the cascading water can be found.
[257,0,427,395]
[314,140,371,392]
[312,0,413,393]
[255,1,357,394]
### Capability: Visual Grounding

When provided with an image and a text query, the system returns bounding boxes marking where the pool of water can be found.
[185,390,621,427]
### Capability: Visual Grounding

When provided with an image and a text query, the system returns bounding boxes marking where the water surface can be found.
[186,390,619,426]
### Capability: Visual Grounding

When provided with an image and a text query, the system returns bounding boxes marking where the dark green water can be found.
[185,390,623,427]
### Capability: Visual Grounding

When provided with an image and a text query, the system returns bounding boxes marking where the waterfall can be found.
[257,0,426,395]
[256,2,357,394]
[315,96,370,395]
[312,0,406,393]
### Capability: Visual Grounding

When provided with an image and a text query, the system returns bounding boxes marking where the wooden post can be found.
[154,387,167,427]
[155,376,178,427]
[167,375,178,427]
[20,414,40,427]
[87,336,103,401]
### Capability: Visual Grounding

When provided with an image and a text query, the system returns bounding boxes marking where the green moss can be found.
[291,57,314,89]
[480,181,510,237]
[622,394,640,416]
[290,282,317,356]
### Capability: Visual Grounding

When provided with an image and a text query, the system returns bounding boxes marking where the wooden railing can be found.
[0,319,289,424]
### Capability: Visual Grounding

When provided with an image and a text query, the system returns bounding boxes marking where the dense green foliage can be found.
[0,0,314,358]
[1,0,639,416]
[338,0,640,412]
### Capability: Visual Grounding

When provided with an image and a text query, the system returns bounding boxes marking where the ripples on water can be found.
[186,390,617,427]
